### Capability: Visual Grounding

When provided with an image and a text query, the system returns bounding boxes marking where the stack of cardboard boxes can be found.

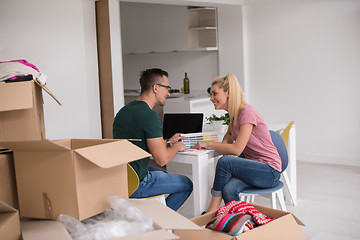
[0,80,307,240]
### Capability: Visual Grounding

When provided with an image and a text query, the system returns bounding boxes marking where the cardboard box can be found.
[21,219,72,240]
[175,203,307,240]
[0,201,21,240]
[20,199,202,240]
[0,81,46,142]
[0,138,151,221]
[0,150,19,209]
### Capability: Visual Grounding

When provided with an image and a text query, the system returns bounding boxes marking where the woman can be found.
[193,73,281,213]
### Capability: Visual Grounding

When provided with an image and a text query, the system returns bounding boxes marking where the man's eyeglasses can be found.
[156,83,172,92]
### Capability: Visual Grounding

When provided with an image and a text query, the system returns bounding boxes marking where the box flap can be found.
[0,81,34,112]
[0,201,21,240]
[113,230,179,240]
[0,139,70,152]
[33,78,62,106]
[190,210,216,226]
[74,140,151,168]
[129,199,202,231]
[174,228,233,240]
[0,201,17,214]
[252,204,304,226]
[21,219,72,240]
[237,214,307,240]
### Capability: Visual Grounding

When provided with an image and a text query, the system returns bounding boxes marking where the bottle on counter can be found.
[183,72,190,94]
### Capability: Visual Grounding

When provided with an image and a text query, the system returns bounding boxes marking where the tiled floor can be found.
[176,160,360,240]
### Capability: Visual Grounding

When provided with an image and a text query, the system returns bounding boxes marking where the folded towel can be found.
[206,213,256,236]
[205,201,275,236]
[215,200,274,225]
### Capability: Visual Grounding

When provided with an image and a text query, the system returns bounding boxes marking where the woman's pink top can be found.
[230,104,281,172]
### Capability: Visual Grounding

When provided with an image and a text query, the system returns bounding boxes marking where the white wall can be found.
[217,5,245,88]
[0,0,102,139]
[243,0,360,166]
[123,51,219,91]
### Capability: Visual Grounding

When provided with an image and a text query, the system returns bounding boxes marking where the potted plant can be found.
[205,113,230,134]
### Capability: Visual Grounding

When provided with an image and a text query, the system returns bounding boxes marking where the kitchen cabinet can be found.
[120,3,188,54]
[188,7,218,50]
[120,3,218,54]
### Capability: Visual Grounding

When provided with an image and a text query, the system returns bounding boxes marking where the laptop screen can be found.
[162,113,203,140]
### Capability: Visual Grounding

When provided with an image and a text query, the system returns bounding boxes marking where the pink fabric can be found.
[230,104,281,172]
[0,59,40,80]
[215,200,274,225]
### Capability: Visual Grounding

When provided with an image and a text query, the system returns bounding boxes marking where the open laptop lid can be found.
[163,113,203,140]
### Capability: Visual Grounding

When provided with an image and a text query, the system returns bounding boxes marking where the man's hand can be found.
[169,133,185,146]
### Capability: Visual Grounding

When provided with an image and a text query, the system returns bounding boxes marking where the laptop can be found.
[162,113,203,140]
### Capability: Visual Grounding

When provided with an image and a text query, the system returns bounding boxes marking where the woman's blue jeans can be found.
[212,155,281,204]
[130,166,193,211]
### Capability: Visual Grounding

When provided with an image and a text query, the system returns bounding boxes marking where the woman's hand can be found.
[192,140,214,150]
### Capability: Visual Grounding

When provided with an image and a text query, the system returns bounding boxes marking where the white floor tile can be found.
[176,160,360,239]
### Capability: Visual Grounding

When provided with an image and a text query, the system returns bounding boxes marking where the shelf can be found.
[188,47,218,51]
[188,7,217,28]
[188,7,218,50]
[188,7,216,11]
[188,27,217,30]
[123,48,217,55]
[188,28,217,49]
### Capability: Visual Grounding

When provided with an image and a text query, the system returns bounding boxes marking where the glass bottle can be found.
[183,72,190,94]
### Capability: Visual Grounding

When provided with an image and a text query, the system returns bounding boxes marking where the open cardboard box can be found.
[0,150,19,209]
[20,199,203,240]
[0,81,46,142]
[113,199,203,240]
[175,203,307,240]
[0,138,151,221]
[0,201,21,240]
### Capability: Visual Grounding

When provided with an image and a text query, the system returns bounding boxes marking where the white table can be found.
[166,150,222,217]
[167,124,297,217]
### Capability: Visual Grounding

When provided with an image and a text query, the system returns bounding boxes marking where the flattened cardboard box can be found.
[0,150,19,209]
[0,201,21,240]
[175,203,307,240]
[21,199,202,240]
[0,81,46,142]
[0,138,151,221]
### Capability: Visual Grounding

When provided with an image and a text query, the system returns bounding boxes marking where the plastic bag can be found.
[57,196,154,240]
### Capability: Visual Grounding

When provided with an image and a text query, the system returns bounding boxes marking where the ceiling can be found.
[119,0,245,7]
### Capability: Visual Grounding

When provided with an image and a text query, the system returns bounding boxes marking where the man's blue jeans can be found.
[212,155,281,203]
[130,166,193,211]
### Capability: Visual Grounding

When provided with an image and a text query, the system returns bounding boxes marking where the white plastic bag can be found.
[57,196,154,240]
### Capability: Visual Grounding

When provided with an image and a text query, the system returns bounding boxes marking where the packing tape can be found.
[43,192,54,219]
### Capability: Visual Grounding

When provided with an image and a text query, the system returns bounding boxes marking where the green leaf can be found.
[205,113,230,125]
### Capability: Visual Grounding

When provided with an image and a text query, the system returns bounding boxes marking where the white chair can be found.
[239,125,293,211]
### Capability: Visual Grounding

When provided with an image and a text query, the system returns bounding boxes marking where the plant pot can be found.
[209,121,228,134]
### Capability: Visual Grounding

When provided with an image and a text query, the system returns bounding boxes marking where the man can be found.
[113,68,193,211]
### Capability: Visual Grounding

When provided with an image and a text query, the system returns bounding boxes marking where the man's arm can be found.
[147,137,186,167]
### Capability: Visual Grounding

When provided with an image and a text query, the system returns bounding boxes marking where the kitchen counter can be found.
[124,89,141,97]
[124,89,210,99]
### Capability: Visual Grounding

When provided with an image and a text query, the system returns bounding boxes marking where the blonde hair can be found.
[212,73,246,125]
